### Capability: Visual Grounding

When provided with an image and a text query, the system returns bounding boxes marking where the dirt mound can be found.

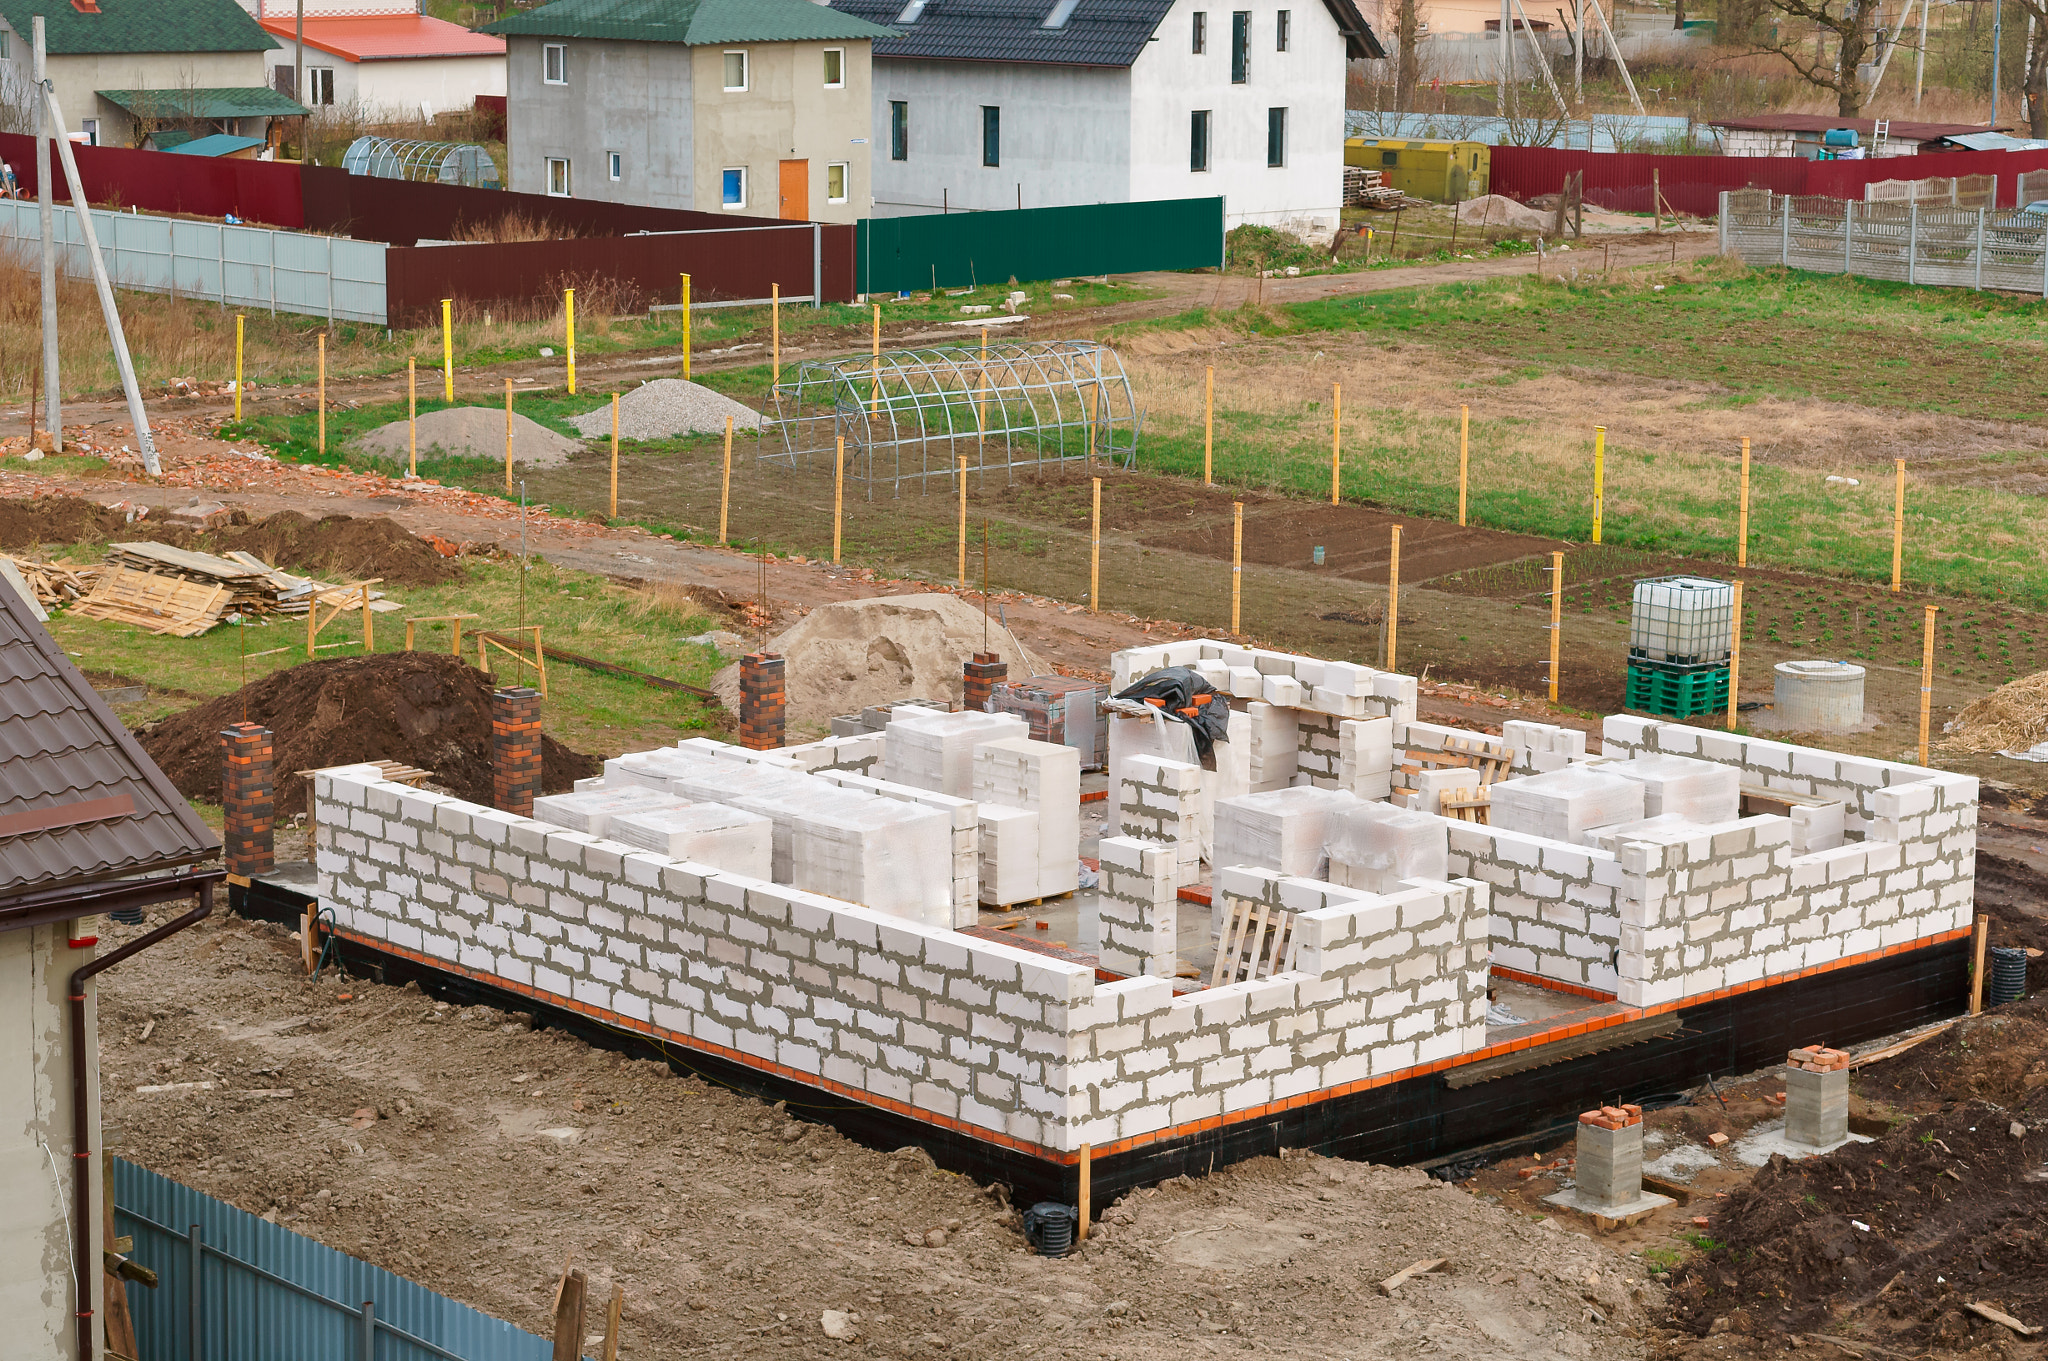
[1664,1096,2048,1349]
[1946,668,2048,752]
[710,594,1044,736]
[139,652,596,812]
[352,407,586,468]
[1457,195,1550,231]
[187,512,463,588]
[1858,995,2048,1107]
[0,494,126,548]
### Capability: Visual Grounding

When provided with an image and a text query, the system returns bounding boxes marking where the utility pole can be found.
[295,0,306,127]
[1915,0,1928,106]
[1574,0,1585,105]
[1993,0,2004,126]
[33,17,58,452]
[1498,0,1510,112]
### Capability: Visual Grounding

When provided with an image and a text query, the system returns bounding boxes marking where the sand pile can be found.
[140,651,597,811]
[352,407,586,468]
[1943,668,2048,753]
[569,379,765,441]
[710,594,1043,734]
[1456,195,1551,232]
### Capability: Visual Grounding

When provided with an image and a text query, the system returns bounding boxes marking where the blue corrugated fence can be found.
[113,1158,555,1361]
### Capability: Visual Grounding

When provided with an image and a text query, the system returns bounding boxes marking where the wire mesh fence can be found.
[764,338,1140,497]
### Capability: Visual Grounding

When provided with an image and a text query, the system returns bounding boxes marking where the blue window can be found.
[722,167,746,208]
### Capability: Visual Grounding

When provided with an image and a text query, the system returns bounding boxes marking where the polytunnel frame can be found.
[763,338,1141,497]
[340,136,501,189]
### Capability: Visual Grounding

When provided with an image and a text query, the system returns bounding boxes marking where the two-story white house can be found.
[828,0,1379,239]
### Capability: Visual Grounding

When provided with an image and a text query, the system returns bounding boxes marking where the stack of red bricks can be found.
[219,721,275,878]
[962,652,1008,713]
[739,653,786,752]
[492,687,543,816]
[1578,1103,1643,1130]
[1787,1044,1851,1072]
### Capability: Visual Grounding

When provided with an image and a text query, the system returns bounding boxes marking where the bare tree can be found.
[2015,0,2048,136]
[1396,0,1422,110]
[1752,0,1881,117]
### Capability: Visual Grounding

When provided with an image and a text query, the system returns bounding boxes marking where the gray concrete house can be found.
[484,0,896,223]
[829,0,1381,237]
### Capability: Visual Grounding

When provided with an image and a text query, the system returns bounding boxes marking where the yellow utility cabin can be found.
[1345,139,1490,203]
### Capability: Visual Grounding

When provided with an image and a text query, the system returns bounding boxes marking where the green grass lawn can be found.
[46,557,729,757]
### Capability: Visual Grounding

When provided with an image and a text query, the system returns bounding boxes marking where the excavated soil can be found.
[138,652,596,811]
[1664,1097,2048,1350]
[1857,996,2048,1110]
[0,494,460,587]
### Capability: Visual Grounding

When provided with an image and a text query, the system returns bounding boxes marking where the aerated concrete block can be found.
[1489,766,1646,845]
[1611,753,1741,822]
[1213,786,1359,877]
[1325,802,1448,893]
[1784,1064,1850,1149]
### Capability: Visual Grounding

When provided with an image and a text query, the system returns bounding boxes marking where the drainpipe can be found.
[67,876,217,1361]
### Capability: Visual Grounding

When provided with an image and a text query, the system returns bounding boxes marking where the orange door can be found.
[778,159,809,220]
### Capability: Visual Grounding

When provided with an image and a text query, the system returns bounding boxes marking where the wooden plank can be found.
[601,1284,625,1361]
[1443,1014,1680,1089]
[1640,1173,1695,1205]
[1377,1258,1447,1296]
[552,1264,587,1361]
[481,632,722,702]
[1077,1143,1091,1242]
[1847,1019,1956,1069]
[1965,1303,2042,1337]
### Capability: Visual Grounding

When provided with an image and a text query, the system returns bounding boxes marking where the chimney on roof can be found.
[71,0,101,12]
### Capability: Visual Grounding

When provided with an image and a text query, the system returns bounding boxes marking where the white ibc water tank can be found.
[1773,660,1865,731]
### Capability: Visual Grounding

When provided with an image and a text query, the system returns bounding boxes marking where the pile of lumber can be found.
[1344,166,1403,209]
[92,541,402,628]
[72,567,235,637]
[3,555,100,608]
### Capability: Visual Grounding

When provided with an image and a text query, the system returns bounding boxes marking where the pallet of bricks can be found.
[986,675,1108,772]
[1626,576,1732,718]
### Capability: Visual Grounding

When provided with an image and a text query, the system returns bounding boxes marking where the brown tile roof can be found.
[0,576,218,904]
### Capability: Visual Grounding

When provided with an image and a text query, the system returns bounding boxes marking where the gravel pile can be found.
[353,407,586,468]
[569,379,766,441]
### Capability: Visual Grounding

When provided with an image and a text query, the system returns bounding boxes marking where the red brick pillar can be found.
[220,721,274,878]
[738,653,786,751]
[963,651,1008,713]
[492,686,543,816]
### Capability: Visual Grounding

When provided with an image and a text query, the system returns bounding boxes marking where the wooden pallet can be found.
[1439,788,1492,824]
[71,566,232,637]
[1210,898,1298,988]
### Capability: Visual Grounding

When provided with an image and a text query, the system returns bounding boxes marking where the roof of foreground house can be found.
[482,0,897,45]
[259,13,506,61]
[832,0,1383,65]
[0,573,218,904]
[0,0,278,54]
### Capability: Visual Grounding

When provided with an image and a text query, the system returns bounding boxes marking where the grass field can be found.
[43,556,728,756]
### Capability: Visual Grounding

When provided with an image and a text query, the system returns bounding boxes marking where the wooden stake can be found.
[551,1266,587,1361]
[1204,365,1214,485]
[564,286,576,395]
[407,356,417,478]
[608,392,619,520]
[441,297,453,400]
[316,331,326,456]
[1892,459,1906,592]
[772,282,780,385]
[1090,476,1101,613]
[1386,525,1401,671]
[233,313,244,422]
[1920,603,1938,765]
[359,581,373,653]
[1590,425,1605,544]
[504,377,514,491]
[957,456,968,585]
[1231,501,1243,635]
[602,1284,624,1361]
[1727,580,1743,731]
[1077,1143,1091,1241]
[1737,436,1751,568]
[680,273,691,379]
[1457,403,1469,526]
[1969,915,1988,1014]
[1548,551,1565,702]
[1330,381,1341,504]
[719,415,733,545]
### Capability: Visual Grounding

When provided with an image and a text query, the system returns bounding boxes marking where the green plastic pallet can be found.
[1625,663,1729,718]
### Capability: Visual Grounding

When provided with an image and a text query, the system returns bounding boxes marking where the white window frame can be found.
[542,42,566,85]
[607,151,622,181]
[721,165,747,210]
[1276,8,1291,50]
[80,118,99,146]
[308,66,336,106]
[827,161,849,204]
[823,47,845,88]
[545,156,571,197]
[722,49,748,92]
[0,30,11,59]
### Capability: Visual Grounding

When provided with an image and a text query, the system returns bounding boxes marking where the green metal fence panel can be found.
[857,197,1225,295]
[113,1157,556,1361]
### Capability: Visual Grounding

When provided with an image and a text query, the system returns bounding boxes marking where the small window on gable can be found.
[543,42,566,84]
[1276,9,1291,50]
[827,161,848,203]
[608,151,622,181]
[824,47,845,86]
[722,166,746,208]
[723,50,748,91]
[1192,10,1206,52]
[1043,0,1080,26]
[545,156,570,196]
[896,0,928,20]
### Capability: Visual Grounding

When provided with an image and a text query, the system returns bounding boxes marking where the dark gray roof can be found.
[0,575,218,903]
[832,0,1383,65]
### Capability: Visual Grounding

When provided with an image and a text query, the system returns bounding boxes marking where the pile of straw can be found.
[1943,669,2048,752]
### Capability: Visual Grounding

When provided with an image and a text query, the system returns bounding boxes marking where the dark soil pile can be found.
[1975,849,2048,998]
[139,652,597,812]
[0,495,459,588]
[1664,1096,2048,1349]
[1859,995,2048,1108]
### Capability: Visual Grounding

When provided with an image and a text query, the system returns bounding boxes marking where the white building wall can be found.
[1130,0,1346,237]
[866,58,1130,216]
[263,44,506,117]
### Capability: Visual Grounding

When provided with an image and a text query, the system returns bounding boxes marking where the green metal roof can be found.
[98,86,310,118]
[482,0,895,45]
[0,0,278,55]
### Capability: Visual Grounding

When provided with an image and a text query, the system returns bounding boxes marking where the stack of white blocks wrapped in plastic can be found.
[1324,801,1449,893]
[1212,786,1361,878]
[883,708,1027,798]
[971,735,1081,906]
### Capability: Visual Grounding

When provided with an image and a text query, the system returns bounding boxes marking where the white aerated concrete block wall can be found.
[780,732,887,777]
[1246,702,1299,792]
[1092,835,1178,977]
[976,805,1040,907]
[1501,720,1589,776]
[315,769,1498,1154]
[1117,755,1204,885]
[1338,717,1395,801]
[1446,822,1628,992]
[1112,641,1418,727]
[816,771,980,927]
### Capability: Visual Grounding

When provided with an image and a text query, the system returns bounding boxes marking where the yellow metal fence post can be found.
[1591,425,1606,544]
[1737,435,1751,568]
[681,273,692,379]
[1548,551,1564,703]
[441,298,453,401]
[1892,459,1906,592]
[504,378,513,491]
[1330,382,1341,505]
[1231,501,1243,635]
[1204,366,1214,485]
[772,282,781,385]
[233,313,244,422]
[718,414,733,545]
[609,392,619,520]
[316,331,327,457]
[1920,604,1939,765]
[564,287,576,395]
[957,457,967,585]
[1458,404,1469,526]
[1727,580,1744,731]
[833,435,844,564]
[407,356,417,478]
[1090,476,1101,614]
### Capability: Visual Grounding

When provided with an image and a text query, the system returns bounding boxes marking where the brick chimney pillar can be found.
[963,651,1008,713]
[219,721,275,878]
[738,653,786,751]
[492,686,543,816]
